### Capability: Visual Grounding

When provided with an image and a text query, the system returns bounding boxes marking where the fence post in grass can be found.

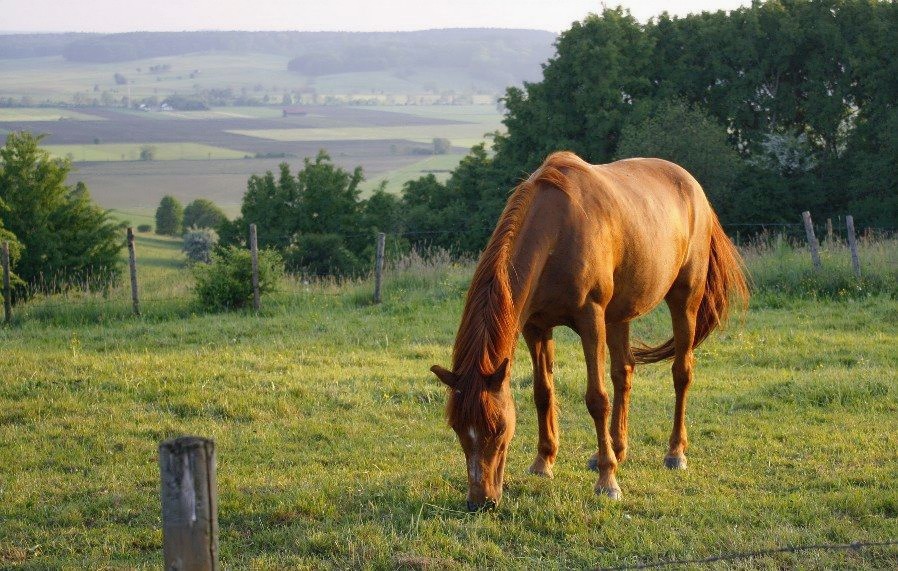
[826,218,833,244]
[374,232,386,304]
[846,215,861,278]
[249,223,260,312]
[159,436,218,571]
[127,227,140,316]
[801,211,821,270]
[2,241,10,325]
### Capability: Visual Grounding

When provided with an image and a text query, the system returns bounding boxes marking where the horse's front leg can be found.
[579,306,620,499]
[523,324,558,478]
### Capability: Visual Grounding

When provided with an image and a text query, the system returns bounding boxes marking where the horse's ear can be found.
[431,365,457,388]
[485,358,510,389]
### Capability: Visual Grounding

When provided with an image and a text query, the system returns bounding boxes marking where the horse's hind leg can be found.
[664,285,701,470]
[607,322,635,464]
[523,324,558,478]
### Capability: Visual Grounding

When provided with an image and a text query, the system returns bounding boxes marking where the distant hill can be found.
[0,30,556,90]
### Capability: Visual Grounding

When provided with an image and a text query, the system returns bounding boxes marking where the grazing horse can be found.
[431,151,748,510]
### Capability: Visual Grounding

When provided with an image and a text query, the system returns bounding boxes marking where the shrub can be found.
[136,224,152,233]
[183,198,226,229]
[284,233,362,277]
[182,227,218,264]
[193,245,283,310]
[155,195,183,236]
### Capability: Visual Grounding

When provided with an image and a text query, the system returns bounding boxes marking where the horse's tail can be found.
[632,216,749,365]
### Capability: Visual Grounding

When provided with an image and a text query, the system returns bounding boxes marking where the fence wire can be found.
[600,539,898,570]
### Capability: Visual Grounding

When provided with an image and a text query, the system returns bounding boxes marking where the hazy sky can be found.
[1,0,751,33]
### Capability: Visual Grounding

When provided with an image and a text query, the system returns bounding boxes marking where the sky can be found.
[0,0,752,34]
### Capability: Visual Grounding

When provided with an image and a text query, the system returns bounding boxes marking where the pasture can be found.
[1,234,896,569]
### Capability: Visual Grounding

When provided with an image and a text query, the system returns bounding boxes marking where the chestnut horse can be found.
[431,151,748,510]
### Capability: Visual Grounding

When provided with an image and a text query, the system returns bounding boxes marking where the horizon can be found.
[0,0,751,35]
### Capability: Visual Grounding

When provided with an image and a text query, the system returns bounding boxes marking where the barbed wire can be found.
[600,539,898,570]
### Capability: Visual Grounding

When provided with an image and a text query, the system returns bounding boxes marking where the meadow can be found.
[1,232,896,569]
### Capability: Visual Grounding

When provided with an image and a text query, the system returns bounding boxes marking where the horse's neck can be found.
[507,226,553,327]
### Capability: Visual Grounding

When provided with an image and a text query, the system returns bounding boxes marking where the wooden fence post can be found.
[2,241,11,325]
[159,436,218,571]
[249,224,260,312]
[846,215,861,278]
[373,232,385,304]
[826,218,833,244]
[801,211,821,269]
[127,227,140,316]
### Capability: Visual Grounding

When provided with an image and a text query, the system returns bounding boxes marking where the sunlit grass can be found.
[1,236,896,568]
[44,142,246,162]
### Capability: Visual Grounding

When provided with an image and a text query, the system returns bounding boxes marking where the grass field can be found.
[0,108,104,121]
[44,142,247,162]
[228,123,502,149]
[1,234,896,569]
[361,153,467,193]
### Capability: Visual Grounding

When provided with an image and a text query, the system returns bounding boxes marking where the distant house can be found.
[282,106,308,117]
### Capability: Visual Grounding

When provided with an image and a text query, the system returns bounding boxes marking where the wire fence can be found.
[601,538,898,570]
[3,217,898,324]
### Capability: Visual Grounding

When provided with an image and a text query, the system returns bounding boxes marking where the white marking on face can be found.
[467,427,481,481]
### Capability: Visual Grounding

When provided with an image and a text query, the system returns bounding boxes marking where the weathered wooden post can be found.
[159,436,218,571]
[826,218,833,244]
[373,232,386,304]
[127,227,140,316]
[801,211,821,270]
[2,241,11,325]
[249,223,260,312]
[846,215,861,278]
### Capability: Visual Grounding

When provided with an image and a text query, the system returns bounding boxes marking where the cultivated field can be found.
[0,103,503,209]
[1,235,896,569]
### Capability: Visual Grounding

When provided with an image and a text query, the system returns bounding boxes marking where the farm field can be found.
[1,236,897,569]
[0,103,502,209]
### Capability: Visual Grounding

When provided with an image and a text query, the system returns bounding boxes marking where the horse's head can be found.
[431,358,515,511]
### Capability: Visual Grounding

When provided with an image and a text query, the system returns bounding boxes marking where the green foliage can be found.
[615,100,741,217]
[136,224,152,233]
[192,245,283,310]
[154,195,183,236]
[224,151,401,276]
[183,198,226,230]
[398,2,898,256]
[0,131,123,294]
[139,145,155,161]
[182,227,219,264]
[432,137,451,155]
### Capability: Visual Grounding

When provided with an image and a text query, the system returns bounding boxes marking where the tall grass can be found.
[742,232,898,301]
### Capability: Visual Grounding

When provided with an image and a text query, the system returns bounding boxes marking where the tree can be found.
[183,198,227,230]
[433,138,452,154]
[155,195,184,236]
[615,100,741,218]
[0,132,123,293]
[139,145,156,161]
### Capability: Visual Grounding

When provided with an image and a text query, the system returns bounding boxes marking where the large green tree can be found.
[0,132,123,292]
[183,198,227,230]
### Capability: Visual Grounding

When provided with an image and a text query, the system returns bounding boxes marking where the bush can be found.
[193,245,283,310]
[155,195,183,236]
[183,198,226,229]
[284,233,362,277]
[136,224,152,233]
[182,227,218,264]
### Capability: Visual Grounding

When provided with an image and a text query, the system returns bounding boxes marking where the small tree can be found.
[139,145,156,161]
[155,195,183,236]
[193,245,283,310]
[433,137,452,154]
[182,227,218,264]
[183,198,227,230]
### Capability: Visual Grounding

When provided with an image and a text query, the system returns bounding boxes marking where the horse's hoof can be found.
[528,460,554,479]
[587,455,599,472]
[664,455,687,469]
[595,485,622,500]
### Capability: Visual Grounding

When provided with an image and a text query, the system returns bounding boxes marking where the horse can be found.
[430,151,748,510]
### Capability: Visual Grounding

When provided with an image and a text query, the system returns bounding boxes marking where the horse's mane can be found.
[446,151,591,431]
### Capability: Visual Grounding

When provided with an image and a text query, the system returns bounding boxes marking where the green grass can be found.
[1,239,897,569]
[227,123,501,148]
[361,153,466,194]
[0,108,105,121]
[44,142,247,162]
